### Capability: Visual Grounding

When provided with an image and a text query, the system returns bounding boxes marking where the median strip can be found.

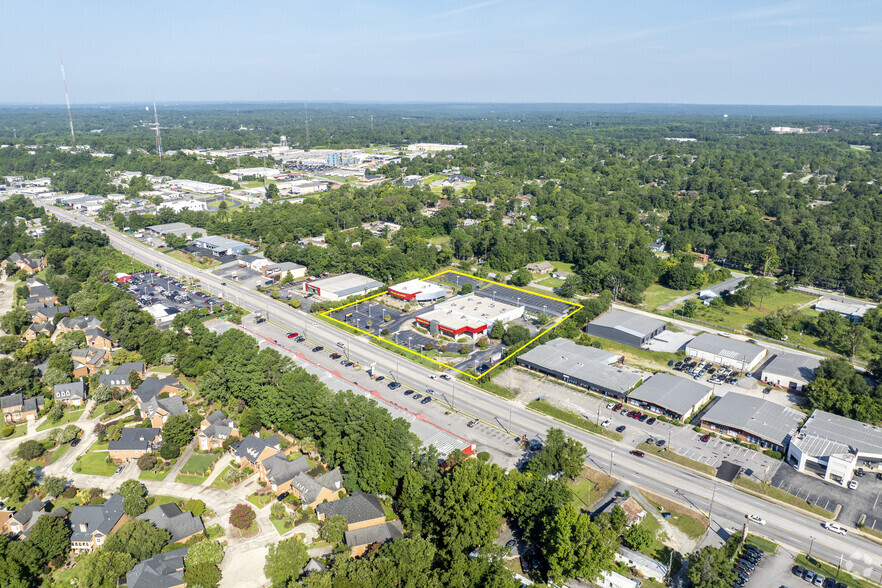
[635,442,717,476]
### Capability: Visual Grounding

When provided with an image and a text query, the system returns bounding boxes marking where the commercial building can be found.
[685,333,766,372]
[192,235,251,256]
[387,279,447,303]
[229,167,278,179]
[304,273,384,301]
[814,299,875,322]
[146,222,207,239]
[158,199,208,213]
[415,293,524,338]
[584,310,667,349]
[263,261,306,282]
[761,352,821,392]
[517,338,644,399]
[787,410,882,486]
[700,392,804,452]
[627,373,712,422]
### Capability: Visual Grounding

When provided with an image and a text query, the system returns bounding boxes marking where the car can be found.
[668,360,675,366]
[747,339,758,344]
[740,552,760,564]
[467,418,480,428]
[606,402,615,409]
[813,575,825,587]
[855,468,865,477]
[601,419,611,428]
[616,425,627,433]
[730,378,740,384]
[421,396,432,404]
[295,336,305,343]
[375,375,385,382]
[804,571,817,583]
[277,492,289,501]
[734,564,752,576]
[630,450,645,457]
[674,362,683,368]
[877,472,882,481]
[613,403,623,412]
[70,437,80,447]
[639,414,649,422]
[403,389,415,396]
[635,412,644,419]
[745,372,753,378]
[505,539,517,549]
[793,565,805,577]
[441,374,451,380]
[743,544,761,555]
[425,388,435,395]
[822,522,847,535]
[287,332,298,338]
[647,437,656,445]
[330,353,341,359]
[312,346,324,352]
[701,434,711,442]
[388,382,401,389]
[412,393,423,400]
[220,281,226,286]
[656,439,665,447]
[708,368,716,374]
[344,361,355,367]
[737,559,755,571]
[747,514,766,525]
[762,387,772,394]
[848,480,858,490]
[114,464,125,475]
[646,417,656,425]
[429,375,437,380]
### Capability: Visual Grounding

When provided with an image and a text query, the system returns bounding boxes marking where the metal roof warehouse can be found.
[627,373,713,421]
[700,392,804,451]
[517,338,645,399]
[305,273,384,301]
[584,309,667,348]
[685,333,766,371]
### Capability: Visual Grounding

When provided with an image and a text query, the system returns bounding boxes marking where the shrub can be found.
[62,485,78,498]
[17,439,45,460]
[1,425,14,438]
[271,502,286,520]
[229,504,255,530]
[477,451,491,463]
[160,443,180,460]
[137,454,157,471]
[104,401,122,416]
[185,499,206,517]
[763,450,783,460]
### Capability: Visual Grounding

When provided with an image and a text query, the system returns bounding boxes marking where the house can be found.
[138,503,204,544]
[345,520,403,558]
[1,393,45,423]
[134,376,184,405]
[32,305,68,324]
[98,362,146,391]
[108,428,162,462]
[615,546,668,582]
[197,410,239,450]
[231,434,281,469]
[5,497,47,536]
[597,569,642,588]
[53,381,87,407]
[761,352,821,392]
[290,468,344,508]
[600,496,645,527]
[141,396,188,428]
[261,454,312,495]
[84,326,113,351]
[20,507,69,539]
[28,284,57,304]
[1,252,45,274]
[303,559,327,576]
[584,310,667,349]
[525,261,553,275]
[24,321,56,341]
[56,314,102,335]
[315,492,386,531]
[125,547,188,588]
[71,347,108,378]
[70,494,127,553]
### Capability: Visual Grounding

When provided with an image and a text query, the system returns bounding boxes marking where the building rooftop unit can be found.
[588,310,666,339]
[628,373,712,417]
[687,333,765,362]
[702,392,804,447]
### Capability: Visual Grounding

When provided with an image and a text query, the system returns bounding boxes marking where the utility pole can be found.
[808,536,815,559]
[708,483,717,528]
[609,450,614,476]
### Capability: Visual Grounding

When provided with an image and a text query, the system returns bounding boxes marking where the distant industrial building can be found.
[158,199,207,213]
[787,410,882,486]
[700,392,804,452]
[685,333,766,372]
[146,222,206,239]
[304,273,383,301]
[415,294,523,338]
[517,338,644,400]
[627,373,712,422]
[761,352,821,392]
[229,167,278,179]
[814,299,875,322]
[387,279,447,303]
[192,235,251,257]
[584,310,667,349]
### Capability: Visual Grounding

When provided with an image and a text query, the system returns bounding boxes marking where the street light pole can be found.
[609,449,614,476]
[708,483,717,527]
[808,536,815,559]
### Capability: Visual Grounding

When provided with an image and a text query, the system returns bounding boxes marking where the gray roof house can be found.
[7,497,47,535]
[134,376,183,404]
[53,381,87,405]
[261,454,312,490]
[108,428,162,456]
[344,520,403,552]
[140,396,188,426]
[231,434,280,465]
[98,362,146,389]
[70,493,126,553]
[57,315,102,332]
[138,503,204,544]
[315,492,385,526]
[125,547,188,588]
[198,410,238,450]
[290,469,344,506]
[25,321,56,338]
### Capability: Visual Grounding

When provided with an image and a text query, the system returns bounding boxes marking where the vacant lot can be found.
[680,289,815,331]
[641,284,694,310]
[641,489,708,539]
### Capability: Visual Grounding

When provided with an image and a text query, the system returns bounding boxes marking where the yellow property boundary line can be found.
[319,270,583,379]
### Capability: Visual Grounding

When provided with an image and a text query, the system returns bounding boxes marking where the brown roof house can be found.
[24,320,56,341]
[84,327,113,351]
[1,393,45,423]
[525,261,554,275]
[55,314,102,336]
[70,493,127,553]
[601,495,646,528]
[30,304,68,324]
[197,410,239,451]
[108,428,162,463]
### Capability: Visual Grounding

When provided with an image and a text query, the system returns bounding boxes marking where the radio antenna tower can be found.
[304,102,310,150]
[59,53,75,145]
[152,96,163,160]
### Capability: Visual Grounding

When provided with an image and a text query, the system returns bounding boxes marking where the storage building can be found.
[191,235,251,256]
[700,392,804,452]
[685,333,766,371]
[387,279,447,303]
[584,310,666,348]
[761,352,821,392]
[304,273,384,301]
[627,373,712,422]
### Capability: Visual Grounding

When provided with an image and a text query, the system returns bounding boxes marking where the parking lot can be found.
[121,271,228,315]
[674,431,782,479]
[328,301,404,335]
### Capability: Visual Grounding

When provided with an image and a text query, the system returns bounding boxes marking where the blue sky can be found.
[3,0,880,105]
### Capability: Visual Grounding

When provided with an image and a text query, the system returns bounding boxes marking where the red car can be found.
[287,332,299,339]
[630,450,645,458]
[613,404,623,412]
[701,434,710,443]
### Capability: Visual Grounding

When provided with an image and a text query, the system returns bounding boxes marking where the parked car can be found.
[287,332,298,338]
[616,425,626,433]
[425,388,435,395]
[403,389,415,396]
[277,492,289,501]
[606,402,615,409]
[330,353,341,359]
[655,439,665,447]
[388,382,401,389]
[646,417,656,425]
[601,419,611,428]
[412,393,423,400]
[701,434,711,442]
[613,403,623,412]
[312,346,324,352]
[804,570,816,583]
[813,574,825,587]
[375,375,385,382]
[420,396,432,404]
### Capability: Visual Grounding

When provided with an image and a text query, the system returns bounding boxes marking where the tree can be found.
[162,413,195,448]
[16,439,45,460]
[502,324,531,348]
[128,370,142,390]
[681,298,699,318]
[119,479,147,499]
[461,282,474,294]
[78,550,136,588]
[103,519,170,562]
[1,308,31,335]
[123,495,148,517]
[229,503,255,530]
[687,545,737,588]
[526,428,586,480]
[623,524,653,552]
[28,514,71,562]
[0,462,35,501]
[58,424,81,444]
[184,562,222,588]
[41,366,70,388]
[185,539,224,566]
[543,503,616,584]
[92,384,113,403]
[265,183,280,200]
[270,501,286,520]
[319,514,347,544]
[264,536,310,588]
[490,321,504,339]
[184,498,206,517]
[39,475,67,498]
[137,453,157,471]
[159,443,180,460]
[104,400,122,415]
[238,407,262,436]
[509,268,532,287]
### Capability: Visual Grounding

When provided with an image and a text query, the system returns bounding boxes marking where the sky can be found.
[3,0,881,106]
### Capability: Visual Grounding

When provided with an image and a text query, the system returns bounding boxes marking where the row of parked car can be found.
[732,543,763,586]
[672,360,741,384]
[793,564,848,587]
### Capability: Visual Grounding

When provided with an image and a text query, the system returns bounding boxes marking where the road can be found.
[43,204,882,582]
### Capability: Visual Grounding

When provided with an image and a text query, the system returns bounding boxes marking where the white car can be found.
[823,522,848,535]
[601,419,611,428]
[606,403,615,410]
[848,480,859,490]
[746,514,766,525]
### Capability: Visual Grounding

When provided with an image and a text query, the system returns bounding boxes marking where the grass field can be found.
[746,534,779,554]
[795,554,879,588]
[641,284,693,310]
[569,468,616,511]
[594,339,685,371]
[36,408,86,431]
[212,465,236,490]
[176,473,207,485]
[248,493,275,509]
[734,477,834,519]
[528,399,624,441]
[537,277,565,288]
[642,489,708,539]
[636,443,717,476]
[139,468,173,481]
[88,440,109,451]
[181,453,219,475]
[167,249,219,270]
[73,452,117,476]
[679,288,815,331]
[146,495,181,510]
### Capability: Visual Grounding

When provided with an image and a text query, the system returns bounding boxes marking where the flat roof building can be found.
[192,235,250,256]
[387,279,447,303]
[814,299,875,322]
[628,373,713,422]
[584,310,667,349]
[700,392,804,452]
[761,352,821,392]
[517,338,644,400]
[305,273,384,301]
[415,293,523,337]
[686,333,766,372]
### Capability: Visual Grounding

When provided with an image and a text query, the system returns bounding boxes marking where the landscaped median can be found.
[528,399,623,441]
[635,442,717,477]
[36,408,85,431]
[733,476,835,519]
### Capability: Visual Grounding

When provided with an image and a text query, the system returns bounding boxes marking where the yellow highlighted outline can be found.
[319,270,583,379]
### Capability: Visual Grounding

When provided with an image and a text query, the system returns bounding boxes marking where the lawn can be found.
[528,399,624,441]
[795,554,878,588]
[48,443,71,463]
[636,442,717,477]
[36,408,86,431]
[1,424,29,441]
[73,452,118,477]
[641,284,694,310]
[212,466,235,490]
[537,277,564,288]
[746,534,779,554]
[733,477,834,518]
[146,495,181,510]
[181,453,219,475]
[139,468,173,481]
[247,493,275,509]
[167,249,219,270]
[175,473,208,485]
[569,468,616,511]
[87,440,109,451]
[271,516,293,536]
[678,288,815,331]
[593,338,685,372]
[642,490,708,540]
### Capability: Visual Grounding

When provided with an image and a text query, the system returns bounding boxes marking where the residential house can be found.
[32,305,68,324]
[56,315,102,335]
[615,546,668,582]
[27,283,57,304]
[1,252,46,274]
[71,347,108,378]
[21,507,69,539]
[134,376,184,405]
[98,362,146,391]
[1,393,45,423]
[290,468,344,508]
[303,559,327,576]
[53,381,87,407]
[24,321,56,341]
[84,327,113,351]
[141,396,188,428]
[231,434,281,469]
[261,454,312,495]
[125,547,188,588]
[600,496,646,528]
[197,410,239,451]
[525,261,553,275]
[108,428,162,462]
[70,494,127,553]
[138,503,204,544]
[5,497,47,536]
[315,492,386,532]
[344,520,403,558]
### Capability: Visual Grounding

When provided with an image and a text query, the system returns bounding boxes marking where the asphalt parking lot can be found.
[121,271,227,315]
[770,463,882,527]
[674,431,782,479]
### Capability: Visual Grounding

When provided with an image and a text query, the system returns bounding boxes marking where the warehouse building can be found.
[700,392,804,452]
[787,410,882,486]
[584,310,667,348]
[387,279,447,303]
[685,333,766,372]
[304,273,384,301]
[415,294,523,338]
[761,352,821,392]
[627,373,713,422]
[517,338,644,400]
[146,222,207,240]
[192,235,251,256]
